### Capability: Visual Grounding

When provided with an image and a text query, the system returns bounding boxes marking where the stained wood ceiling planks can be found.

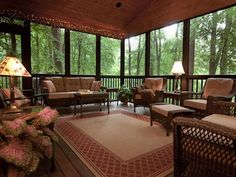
[0,0,235,38]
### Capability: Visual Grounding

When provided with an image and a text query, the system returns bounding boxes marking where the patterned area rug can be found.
[55,109,173,177]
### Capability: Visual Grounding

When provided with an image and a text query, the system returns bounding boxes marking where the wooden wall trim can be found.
[65,29,70,76]
[120,39,125,86]
[96,35,101,80]
[125,0,236,37]
[145,32,150,77]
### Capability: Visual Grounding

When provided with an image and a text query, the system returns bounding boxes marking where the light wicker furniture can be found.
[173,101,236,177]
[150,103,194,136]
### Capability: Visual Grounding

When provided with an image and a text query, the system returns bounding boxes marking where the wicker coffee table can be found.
[74,91,109,117]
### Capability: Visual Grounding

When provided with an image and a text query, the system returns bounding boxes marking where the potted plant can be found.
[117,85,132,105]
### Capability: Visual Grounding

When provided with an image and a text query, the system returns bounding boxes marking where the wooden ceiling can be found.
[0,0,235,39]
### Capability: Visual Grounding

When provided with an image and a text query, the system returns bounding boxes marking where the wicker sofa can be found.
[173,101,236,177]
[41,77,102,107]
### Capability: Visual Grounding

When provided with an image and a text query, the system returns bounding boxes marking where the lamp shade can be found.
[0,56,31,77]
[171,61,185,75]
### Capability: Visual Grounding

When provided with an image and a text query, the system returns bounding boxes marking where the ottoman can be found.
[150,103,195,136]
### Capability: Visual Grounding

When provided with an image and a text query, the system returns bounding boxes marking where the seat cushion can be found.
[144,78,163,91]
[184,99,207,111]
[151,104,191,117]
[202,114,236,130]
[203,78,234,99]
[64,77,81,91]
[48,92,76,99]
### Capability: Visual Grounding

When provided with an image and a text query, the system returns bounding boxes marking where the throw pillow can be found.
[91,81,102,91]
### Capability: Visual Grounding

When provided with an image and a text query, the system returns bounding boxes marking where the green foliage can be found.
[31,23,65,74]
[70,31,96,75]
[117,85,132,102]
[101,37,120,75]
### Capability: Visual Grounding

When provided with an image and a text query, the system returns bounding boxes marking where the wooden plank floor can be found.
[34,102,173,177]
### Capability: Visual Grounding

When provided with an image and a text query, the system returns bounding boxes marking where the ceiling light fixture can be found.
[116,2,122,8]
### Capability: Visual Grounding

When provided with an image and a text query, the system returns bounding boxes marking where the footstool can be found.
[150,103,195,136]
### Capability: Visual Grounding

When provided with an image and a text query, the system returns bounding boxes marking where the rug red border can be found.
[55,109,173,177]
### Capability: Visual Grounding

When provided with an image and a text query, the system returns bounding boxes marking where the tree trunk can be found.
[128,38,131,75]
[219,13,232,74]
[136,36,142,75]
[154,31,161,75]
[36,33,40,73]
[51,28,63,73]
[209,13,218,75]
[173,23,179,60]
[77,36,82,73]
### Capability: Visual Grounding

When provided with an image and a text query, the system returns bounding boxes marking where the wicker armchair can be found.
[132,78,166,112]
[181,78,236,117]
[173,101,236,177]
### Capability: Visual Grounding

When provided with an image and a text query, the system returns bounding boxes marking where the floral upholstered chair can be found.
[132,78,166,112]
[0,87,40,109]
[181,78,236,117]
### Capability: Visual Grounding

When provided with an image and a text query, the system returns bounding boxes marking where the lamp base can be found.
[3,105,21,114]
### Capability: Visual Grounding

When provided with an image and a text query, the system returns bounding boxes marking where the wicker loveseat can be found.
[41,77,102,107]
[173,101,236,177]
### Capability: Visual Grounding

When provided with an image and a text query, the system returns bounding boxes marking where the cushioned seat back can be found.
[80,77,95,90]
[203,78,234,99]
[64,77,81,91]
[41,80,56,93]
[0,87,30,108]
[50,77,65,92]
[144,78,163,91]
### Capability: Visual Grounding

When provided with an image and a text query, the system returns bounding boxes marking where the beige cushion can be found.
[151,104,190,117]
[202,114,236,130]
[64,77,81,91]
[42,80,56,93]
[1,87,30,108]
[144,78,163,91]
[203,78,234,99]
[80,77,95,89]
[51,77,65,92]
[91,81,102,91]
[48,92,76,99]
[184,99,207,111]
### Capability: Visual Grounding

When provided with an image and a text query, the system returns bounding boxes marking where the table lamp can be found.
[0,56,31,109]
[171,61,185,92]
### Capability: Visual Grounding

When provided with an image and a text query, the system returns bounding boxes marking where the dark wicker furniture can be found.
[180,78,236,117]
[132,78,166,112]
[173,101,236,177]
[73,91,109,117]
[150,103,194,136]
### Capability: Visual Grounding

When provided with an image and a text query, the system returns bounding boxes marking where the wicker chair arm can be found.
[173,117,236,177]
[154,90,164,102]
[173,117,236,139]
[206,95,233,114]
